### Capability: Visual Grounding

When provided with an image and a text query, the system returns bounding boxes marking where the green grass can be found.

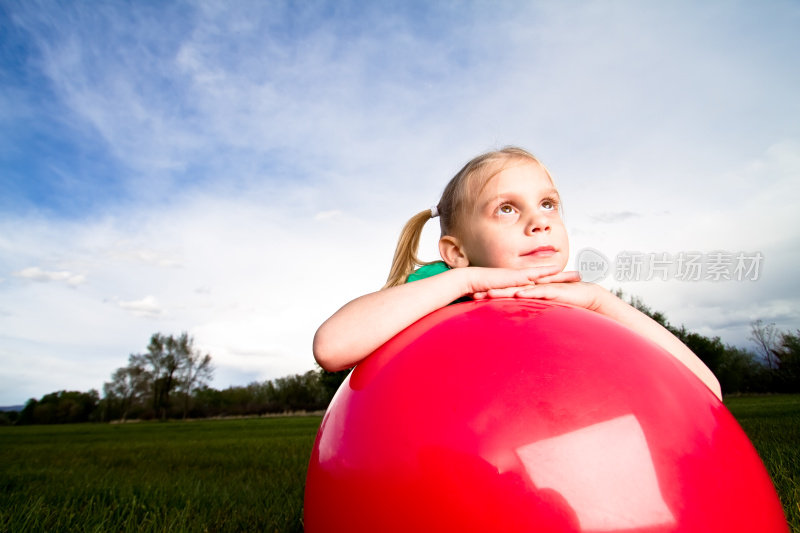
[1,397,798,532]
[0,416,322,532]
[725,394,800,532]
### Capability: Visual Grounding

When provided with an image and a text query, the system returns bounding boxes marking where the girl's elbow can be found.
[313,329,348,373]
[312,335,335,372]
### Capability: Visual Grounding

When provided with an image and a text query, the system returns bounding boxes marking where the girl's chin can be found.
[517,255,564,270]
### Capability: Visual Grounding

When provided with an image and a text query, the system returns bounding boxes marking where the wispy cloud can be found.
[117,296,164,318]
[14,267,86,287]
[589,212,641,224]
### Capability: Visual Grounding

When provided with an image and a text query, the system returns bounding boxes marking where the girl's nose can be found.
[527,213,551,234]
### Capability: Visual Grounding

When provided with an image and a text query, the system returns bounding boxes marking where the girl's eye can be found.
[541,198,559,211]
[497,204,516,216]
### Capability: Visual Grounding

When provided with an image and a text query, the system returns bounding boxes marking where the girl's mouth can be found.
[522,246,556,257]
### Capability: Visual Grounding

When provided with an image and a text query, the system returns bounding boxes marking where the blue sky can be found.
[1,0,798,405]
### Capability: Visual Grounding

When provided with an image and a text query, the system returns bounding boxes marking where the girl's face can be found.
[449,160,569,271]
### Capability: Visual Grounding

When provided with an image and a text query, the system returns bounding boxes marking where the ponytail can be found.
[383,209,436,289]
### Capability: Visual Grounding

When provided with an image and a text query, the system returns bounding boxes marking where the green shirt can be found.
[406,261,471,304]
[406,261,451,283]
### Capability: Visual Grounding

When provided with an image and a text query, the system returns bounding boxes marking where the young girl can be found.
[313,147,722,400]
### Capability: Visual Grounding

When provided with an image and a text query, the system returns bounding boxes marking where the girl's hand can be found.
[468,268,580,299]
[472,270,582,300]
[509,279,611,312]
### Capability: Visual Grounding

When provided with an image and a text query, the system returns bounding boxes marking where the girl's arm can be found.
[506,282,723,400]
[313,266,578,372]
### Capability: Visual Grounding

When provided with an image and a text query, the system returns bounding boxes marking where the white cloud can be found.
[14,266,86,287]
[118,296,165,318]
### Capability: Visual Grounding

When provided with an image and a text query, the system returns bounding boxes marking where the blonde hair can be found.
[383,146,552,288]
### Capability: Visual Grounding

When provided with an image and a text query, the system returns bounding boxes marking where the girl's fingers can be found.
[487,285,536,298]
[471,267,579,295]
[514,285,553,299]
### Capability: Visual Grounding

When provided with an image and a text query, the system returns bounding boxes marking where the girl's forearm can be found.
[596,295,723,400]
[313,269,471,372]
[314,266,566,371]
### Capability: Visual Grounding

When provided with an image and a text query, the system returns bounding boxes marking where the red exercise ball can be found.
[304,299,788,532]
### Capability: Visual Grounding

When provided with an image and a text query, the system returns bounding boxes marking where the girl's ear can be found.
[439,235,470,268]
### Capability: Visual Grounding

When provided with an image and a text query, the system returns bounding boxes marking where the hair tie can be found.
[430,206,439,218]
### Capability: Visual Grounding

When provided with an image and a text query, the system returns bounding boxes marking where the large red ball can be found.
[304,300,787,532]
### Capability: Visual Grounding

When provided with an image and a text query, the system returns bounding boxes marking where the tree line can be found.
[6,332,348,426]
[621,292,799,395]
[3,296,798,425]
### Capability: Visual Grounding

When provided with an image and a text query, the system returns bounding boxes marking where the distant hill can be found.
[0,405,23,412]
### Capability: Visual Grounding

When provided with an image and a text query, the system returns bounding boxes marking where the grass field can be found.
[1,395,798,532]
[0,416,320,532]
[724,394,800,531]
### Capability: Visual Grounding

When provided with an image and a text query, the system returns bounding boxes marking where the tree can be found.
[272,371,326,412]
[775,329,800,392]
[17,390,99,424]
[749,320,780,369]
[674,329,725,378]
[133,333,181,419]
[715,345,763,394]
[110,332,214,420]
[318,365,350,404]
[103,364,148,421]
[177,345,213,419]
